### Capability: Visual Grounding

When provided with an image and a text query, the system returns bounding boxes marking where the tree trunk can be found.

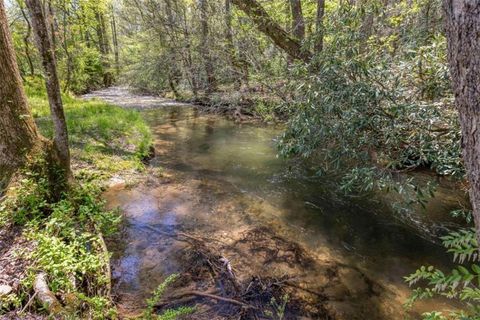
[164,0,182,98]
[289,0,305,42]
[0,0,41,187]
[315,0,325,52]
[47,0,56,48]
[25,0,72,182]
[110,5,120,76]
[61,0,72,92]
[231,0,311,62]
[225,0,242,89]
[18,3,35,75]
[443,0,480,248]
[199,0,217,95]
[95,11,113,86]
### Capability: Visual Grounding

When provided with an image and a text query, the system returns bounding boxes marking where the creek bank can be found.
[0,84,153,319]
[117,85,287,122]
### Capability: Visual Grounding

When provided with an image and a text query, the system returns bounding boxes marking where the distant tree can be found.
[199,0,217,94]
[95,9,113,87]
[0,0,41,187]
[16,0,35,76]
[25,0,72,183]
[444,0,480,247]
[225,0,242,89]
[110,4,120,77]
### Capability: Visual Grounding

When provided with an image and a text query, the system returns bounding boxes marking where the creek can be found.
[86,88,464,319]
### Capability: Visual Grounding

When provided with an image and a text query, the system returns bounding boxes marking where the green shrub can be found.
[406,226,480,319]
[143,274,195,320]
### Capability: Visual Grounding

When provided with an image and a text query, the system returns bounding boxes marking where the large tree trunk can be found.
[231,0,311,62]
[25,0,72,182]
[199,0,217,95]
[315,0,325,52]
[443,1,480,247]
[289,0,305,42]
[0,0,41,187]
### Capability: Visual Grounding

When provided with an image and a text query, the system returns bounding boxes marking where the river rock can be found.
[0,284,12,296]
[108,176,126,189]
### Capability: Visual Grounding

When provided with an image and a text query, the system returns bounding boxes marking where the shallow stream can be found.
[88,88,464,319]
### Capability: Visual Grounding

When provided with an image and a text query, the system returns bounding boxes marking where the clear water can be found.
[98,90,463,319]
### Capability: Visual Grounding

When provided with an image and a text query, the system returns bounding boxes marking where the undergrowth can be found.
[0,78,153,317]
[0,159,119,318]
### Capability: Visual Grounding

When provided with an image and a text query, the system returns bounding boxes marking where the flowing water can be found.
[87,88,465,319]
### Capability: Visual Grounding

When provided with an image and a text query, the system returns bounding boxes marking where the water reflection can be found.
[105,105,462,318]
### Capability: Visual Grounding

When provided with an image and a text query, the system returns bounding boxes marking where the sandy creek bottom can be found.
[102,105,461,319]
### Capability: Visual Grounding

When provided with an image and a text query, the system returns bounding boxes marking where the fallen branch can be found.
[134,220,226,245]
[33,273,63,314]
[20,292,37,313]
[161,290,256,309]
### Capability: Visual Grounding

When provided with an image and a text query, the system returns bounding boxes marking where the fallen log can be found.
[33,273,63,314]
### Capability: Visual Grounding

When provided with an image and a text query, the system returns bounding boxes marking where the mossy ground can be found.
[0,78,153,319]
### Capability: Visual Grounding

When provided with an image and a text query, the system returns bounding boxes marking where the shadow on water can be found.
[101,96,464,319]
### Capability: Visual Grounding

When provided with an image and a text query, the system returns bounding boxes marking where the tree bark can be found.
[199,0,217,94]
[0,0,41,187]
[315,0,325,52]
[47,0,56,48]
[25,0,72,182]
[289,0,305,42]
[231,0,311,62]
[443,0,480,248]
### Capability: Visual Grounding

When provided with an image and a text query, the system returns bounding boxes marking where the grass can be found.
[0,77,153,318]
[26,76,152,178]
